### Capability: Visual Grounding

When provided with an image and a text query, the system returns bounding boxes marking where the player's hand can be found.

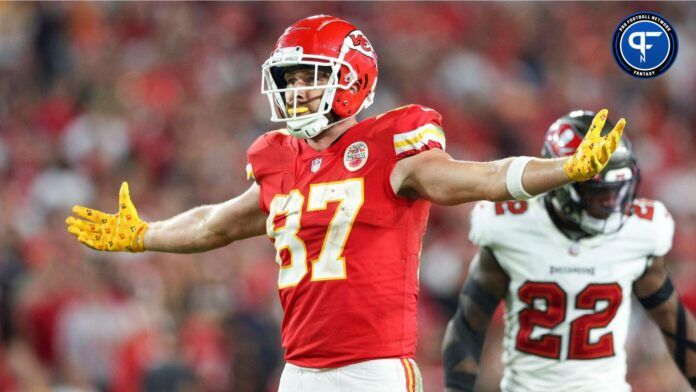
[66,182,148,252]
[564,109,626,182]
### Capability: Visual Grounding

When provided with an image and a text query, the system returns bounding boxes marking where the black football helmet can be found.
[542,110,639,236]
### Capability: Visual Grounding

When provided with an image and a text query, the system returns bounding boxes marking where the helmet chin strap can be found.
[286,113,355,140]
[545,193,626,239]
[287,115,330,139]
[578,210,625,236]
[545,195,590,240]
[285,94,331,139]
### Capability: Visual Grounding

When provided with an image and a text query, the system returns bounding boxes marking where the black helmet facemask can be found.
[542,111,639,236]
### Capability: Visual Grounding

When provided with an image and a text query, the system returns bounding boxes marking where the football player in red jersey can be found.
[66,16,625,391]
[442,111,696,392]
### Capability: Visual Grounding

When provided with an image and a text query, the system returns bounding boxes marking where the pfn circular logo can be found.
[612,12,678,78]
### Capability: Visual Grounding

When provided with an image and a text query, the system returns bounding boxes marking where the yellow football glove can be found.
[66,182,148,252]
[564,109,626,182]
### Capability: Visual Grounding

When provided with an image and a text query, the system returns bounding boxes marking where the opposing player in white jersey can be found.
[442,110,696,392]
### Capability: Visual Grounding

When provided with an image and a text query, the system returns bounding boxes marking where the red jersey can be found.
[246,105,445,368]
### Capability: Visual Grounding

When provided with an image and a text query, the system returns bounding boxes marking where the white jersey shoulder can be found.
[468,197,675,392]
[622,198,675,257]
[469,197,675,261]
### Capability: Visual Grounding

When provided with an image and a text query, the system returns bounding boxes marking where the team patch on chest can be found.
[344,141,368,172]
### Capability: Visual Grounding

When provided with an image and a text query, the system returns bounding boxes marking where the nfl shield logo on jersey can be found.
[310,157,322,173]
[344,141,369,172]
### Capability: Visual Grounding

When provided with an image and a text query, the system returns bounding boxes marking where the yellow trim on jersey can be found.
[393,128,445,148]
[306,178,364,283]
[267,190,308,290]
[393,124,446,155]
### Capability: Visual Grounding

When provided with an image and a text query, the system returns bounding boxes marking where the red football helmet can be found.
[261,15,378,139]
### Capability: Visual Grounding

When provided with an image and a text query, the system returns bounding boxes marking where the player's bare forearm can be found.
[145,184,267,253]
[393,110,625,205]
[521,157,569,196]
[393,149,569,204]
[635,257,696,388]
[443,248,508,391]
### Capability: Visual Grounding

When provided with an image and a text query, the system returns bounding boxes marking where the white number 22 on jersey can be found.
[267,178,364,288]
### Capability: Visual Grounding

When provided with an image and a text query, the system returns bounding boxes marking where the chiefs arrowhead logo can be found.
[344,141,369,172]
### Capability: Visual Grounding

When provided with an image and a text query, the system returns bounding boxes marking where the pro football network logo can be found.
[344,141,368,172]
[612,12,678,78]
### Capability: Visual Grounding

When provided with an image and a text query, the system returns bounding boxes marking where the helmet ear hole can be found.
[350,73,367,95]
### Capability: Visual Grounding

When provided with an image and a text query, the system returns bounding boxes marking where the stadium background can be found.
[0,2,694,391]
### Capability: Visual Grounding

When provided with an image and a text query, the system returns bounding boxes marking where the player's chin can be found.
[585,209,612,220]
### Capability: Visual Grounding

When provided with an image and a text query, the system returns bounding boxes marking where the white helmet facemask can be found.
[261,45,359,139]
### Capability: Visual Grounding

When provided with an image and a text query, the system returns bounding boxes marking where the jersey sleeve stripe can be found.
[393,124,446,155]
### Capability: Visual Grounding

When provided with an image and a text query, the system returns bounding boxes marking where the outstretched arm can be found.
[634,256,696,389]
[442,247,509,392]
[393,109,625,204]
[393,150,567,204]
[144,183,267,253]
[66,182,267,254]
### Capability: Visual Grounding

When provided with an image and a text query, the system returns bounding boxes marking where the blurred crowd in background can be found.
[0,2,694,391]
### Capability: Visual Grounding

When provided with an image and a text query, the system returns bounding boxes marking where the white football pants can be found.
[278,358,423,392]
